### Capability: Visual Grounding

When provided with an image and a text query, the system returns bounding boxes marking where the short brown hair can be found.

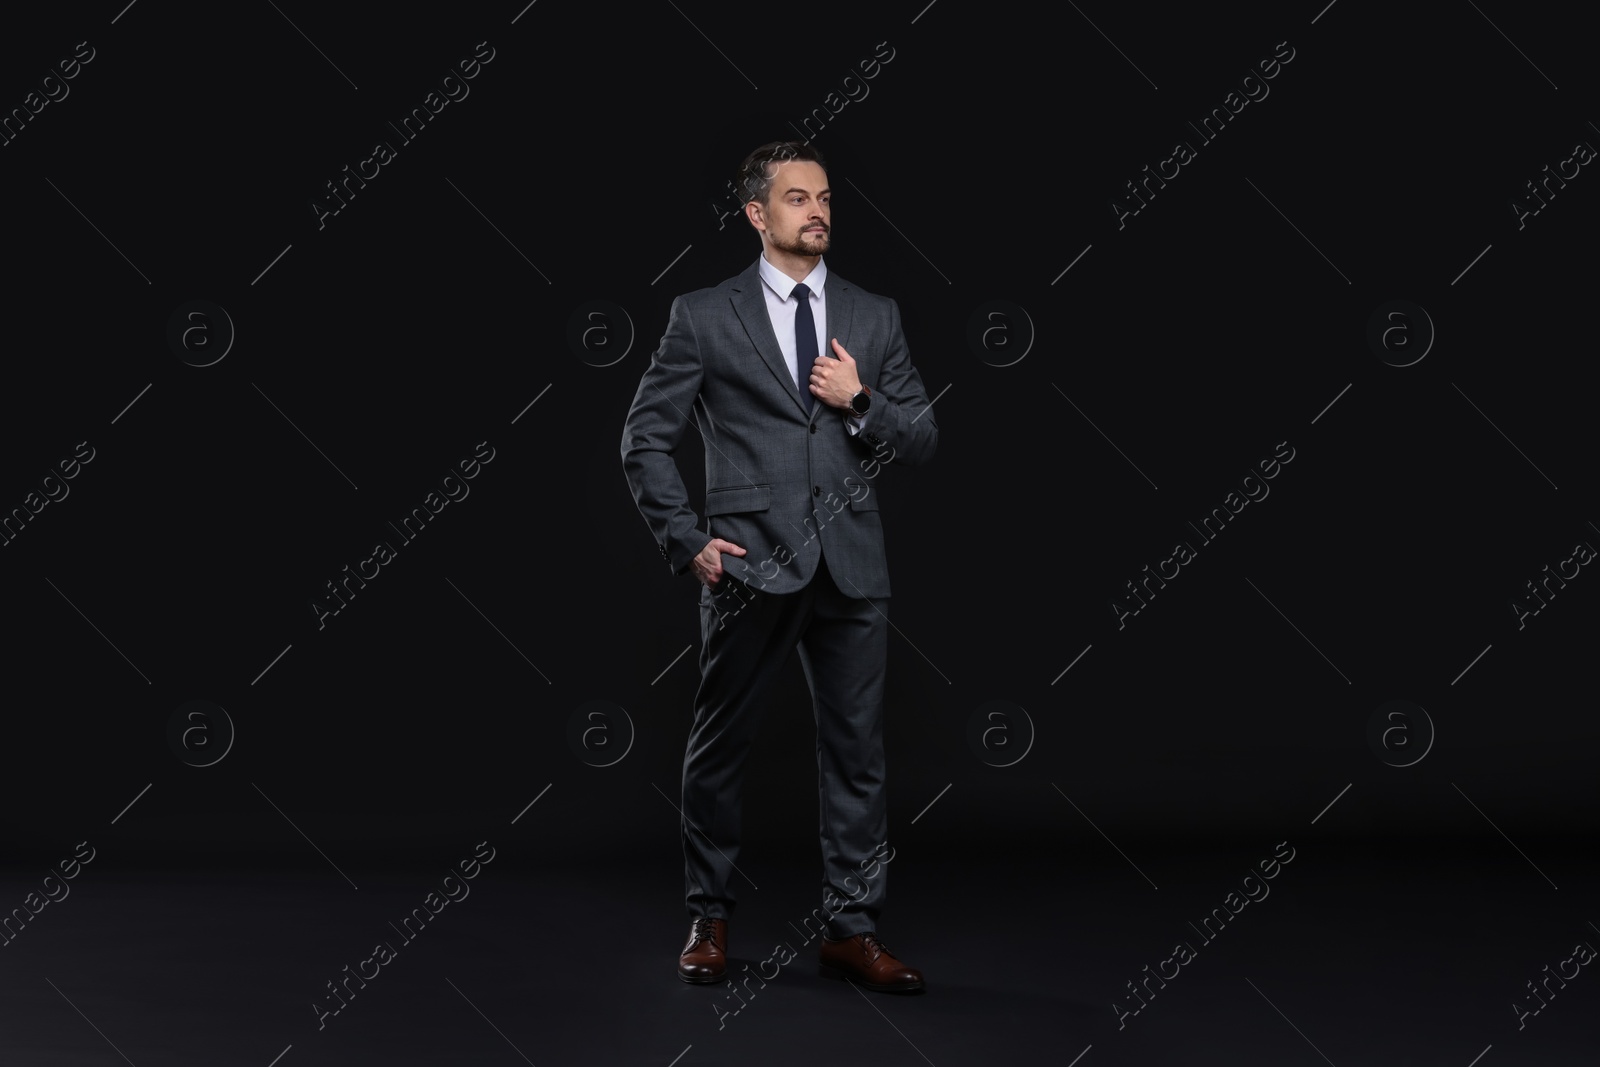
[734,141,828,207]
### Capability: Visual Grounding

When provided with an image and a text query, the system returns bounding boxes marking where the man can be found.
[620,141,937,994]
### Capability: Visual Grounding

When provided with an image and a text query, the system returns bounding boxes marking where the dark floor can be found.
[3,837,1595,1066]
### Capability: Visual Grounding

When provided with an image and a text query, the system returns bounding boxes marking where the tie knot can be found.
[792,283,810,301]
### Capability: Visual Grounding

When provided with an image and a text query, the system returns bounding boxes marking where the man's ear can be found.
[744,199,764,231]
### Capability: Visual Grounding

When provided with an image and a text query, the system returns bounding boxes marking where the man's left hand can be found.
[809,338,862,411]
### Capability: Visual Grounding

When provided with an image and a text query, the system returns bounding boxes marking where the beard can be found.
[770,225,830,256]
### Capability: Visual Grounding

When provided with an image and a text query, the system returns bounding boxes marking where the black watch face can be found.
[852,394,870,414]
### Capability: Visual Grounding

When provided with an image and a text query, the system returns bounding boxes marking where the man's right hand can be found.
[692,538,746,589]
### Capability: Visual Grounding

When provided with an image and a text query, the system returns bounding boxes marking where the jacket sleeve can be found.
[620,295,712,576]
[852,297,938,468]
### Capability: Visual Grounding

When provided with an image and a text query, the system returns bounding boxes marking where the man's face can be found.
[752,160,830,256]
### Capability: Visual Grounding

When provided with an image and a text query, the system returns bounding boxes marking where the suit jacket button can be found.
[810,423,817,434]
[813,486,821,496]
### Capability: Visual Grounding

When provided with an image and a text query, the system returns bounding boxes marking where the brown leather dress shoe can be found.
[818,931,925,993]
[678,916,728,984]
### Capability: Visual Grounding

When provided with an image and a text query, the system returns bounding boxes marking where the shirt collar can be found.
[759,252,827,301]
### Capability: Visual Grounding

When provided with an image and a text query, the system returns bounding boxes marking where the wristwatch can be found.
[849,385,872,417]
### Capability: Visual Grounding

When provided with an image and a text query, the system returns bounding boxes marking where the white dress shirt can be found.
[757,252,864,434]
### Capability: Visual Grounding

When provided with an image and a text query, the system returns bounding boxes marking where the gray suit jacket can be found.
[620,257,937,598]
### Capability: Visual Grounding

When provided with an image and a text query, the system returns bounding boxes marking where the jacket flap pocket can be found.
[706,484,772,515]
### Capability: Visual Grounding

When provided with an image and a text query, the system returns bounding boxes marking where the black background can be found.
[2,1,1595,1063]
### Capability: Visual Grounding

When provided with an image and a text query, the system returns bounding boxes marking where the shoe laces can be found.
[859,932,892,962]
[691,916,723,948]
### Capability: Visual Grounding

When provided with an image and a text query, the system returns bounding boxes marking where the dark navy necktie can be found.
[792,282,816,416]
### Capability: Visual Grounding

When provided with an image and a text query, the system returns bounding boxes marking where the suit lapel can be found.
[728,259,856,422]
[823,271,854,365]
[730,264,809,418]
